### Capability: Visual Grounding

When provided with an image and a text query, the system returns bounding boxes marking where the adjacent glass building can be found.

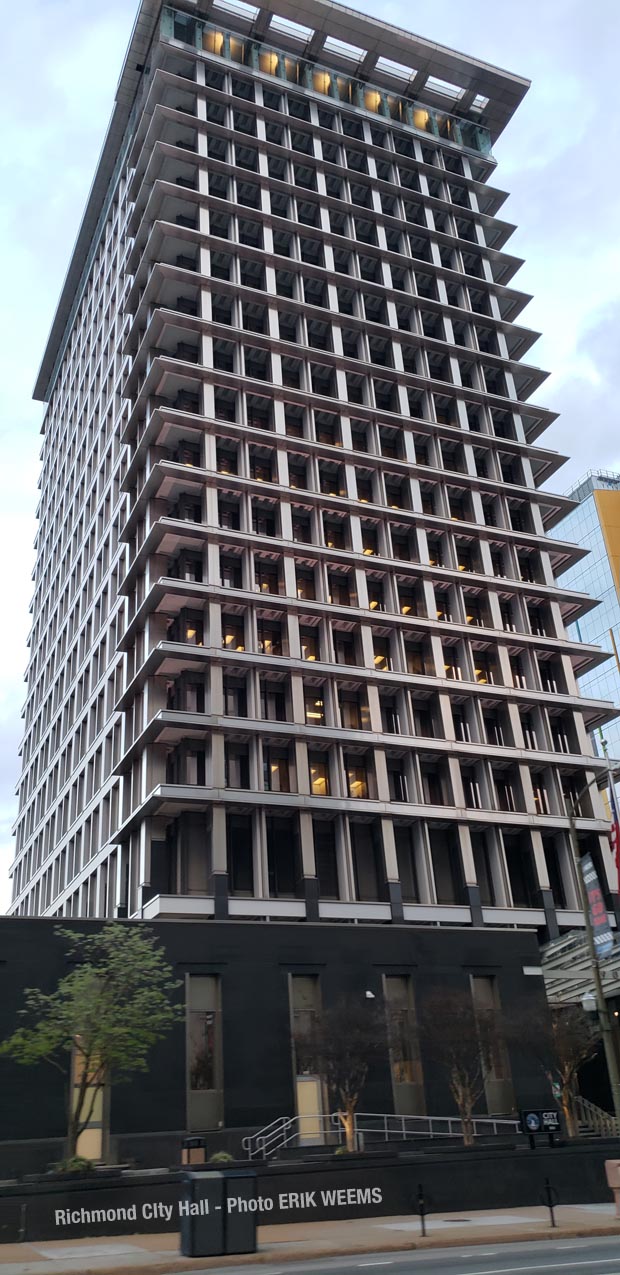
[10,0,619,945]
[552,471,620,764]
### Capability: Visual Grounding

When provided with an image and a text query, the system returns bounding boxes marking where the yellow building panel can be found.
[594,488,620,600]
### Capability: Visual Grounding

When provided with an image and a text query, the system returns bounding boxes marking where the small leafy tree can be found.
[509,1004,601,1137]
[0,924,182,1160]
[423,990,497,1146]
[295,998,388,1152]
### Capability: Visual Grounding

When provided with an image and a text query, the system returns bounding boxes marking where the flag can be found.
[609,781,620,895]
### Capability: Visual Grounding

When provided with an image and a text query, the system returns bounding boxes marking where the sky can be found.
[0,0,619,913]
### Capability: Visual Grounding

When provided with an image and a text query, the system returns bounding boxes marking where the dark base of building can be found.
[1,916,552,1149]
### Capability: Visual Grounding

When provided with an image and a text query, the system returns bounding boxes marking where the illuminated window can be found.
[309,755,330,796]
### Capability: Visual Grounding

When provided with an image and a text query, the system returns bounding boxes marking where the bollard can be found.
[543,1177,558,1228]
[416,1183,427,1238]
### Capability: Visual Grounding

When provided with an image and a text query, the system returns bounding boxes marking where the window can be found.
[296,568,316,600]
[267,815,301,897]
[471,829,496,907]
[532,776,550,815]
[388,762,408,803]
[381,697,401,734]
[223,677,247,717]
[222,617,245,651]
[257,620,283,656]
[367,580,385,611]
[511,657,528,689]
[187,976,222,1098]
[309,754,330,796]
[521,714,538,750]
[290,975,321,1051]
[313,820,339,898]
[463,771,482,809]
[261,679,287,721]
[339,690,369,730]
[474,654,496,685]
[255,561,280,594]
[470,975,512,1102]
[304,691,326,726]
[374,636,392,671]
[395,826,418,901]
[181,615,204,646]
[334,632,357,665]
[350,821,384,901]
[429,827,465,904]
[384,976,424,1093]
[301,627,320,661]
[453,710,471,743]
[221,556,242,589]
[495,776,517,812]
[264,746,290,793]
[328,573,351,606]
[346,761,369,799]
[225,743,250,789]
[227,813,253,895]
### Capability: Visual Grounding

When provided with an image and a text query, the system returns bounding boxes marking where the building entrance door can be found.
[295,1075,325,1145]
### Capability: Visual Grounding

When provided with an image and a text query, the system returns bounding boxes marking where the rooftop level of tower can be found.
[33,0,529,404]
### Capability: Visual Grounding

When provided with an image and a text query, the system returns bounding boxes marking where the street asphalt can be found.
[184,1236,620,1275]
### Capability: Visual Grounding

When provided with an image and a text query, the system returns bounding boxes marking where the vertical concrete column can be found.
[380,817,404,921]
[299,809,319,920]
[211,804,228,917]
[209,663,224,715]
[530,828,557,938]
[457,824,482,925]
[210,731,226,787]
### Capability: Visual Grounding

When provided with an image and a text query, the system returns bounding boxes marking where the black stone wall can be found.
[0,916,550,1149]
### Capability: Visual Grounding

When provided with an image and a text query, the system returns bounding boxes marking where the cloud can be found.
[542,303,620,490]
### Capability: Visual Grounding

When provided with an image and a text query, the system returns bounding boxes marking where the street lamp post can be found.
[565,767,620,1126]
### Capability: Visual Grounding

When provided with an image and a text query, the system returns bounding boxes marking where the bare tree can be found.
[295,998,388,1152]
[508,1004,601,1137]
[422,990,497,1146]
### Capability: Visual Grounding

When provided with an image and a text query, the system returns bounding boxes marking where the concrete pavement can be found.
[0,1204,619,1275]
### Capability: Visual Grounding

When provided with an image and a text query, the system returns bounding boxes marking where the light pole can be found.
[565,765,620,1125]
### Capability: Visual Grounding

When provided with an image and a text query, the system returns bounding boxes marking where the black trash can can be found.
[179,1170,224,1257]
[223,1168,258,1254]
[181,1135,206,1166]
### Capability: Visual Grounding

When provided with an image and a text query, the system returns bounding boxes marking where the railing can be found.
[574,1094,620,1138]
[242,1110,521,1160]
[354,1112,520,1144]
[242,1114,344,1160]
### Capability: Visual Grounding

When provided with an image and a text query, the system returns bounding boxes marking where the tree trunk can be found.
[457,1088,475,1147]
[66,1110,79,1160]
[338,1106,357,1152]
[561,1084,578,1138]
[460,1111,475,1147]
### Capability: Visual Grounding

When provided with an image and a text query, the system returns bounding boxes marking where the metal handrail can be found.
[573,1094,620,1137]
[353,1112,520,1142]
[243,1110,520,1159]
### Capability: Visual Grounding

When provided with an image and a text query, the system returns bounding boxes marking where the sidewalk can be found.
[0,1204,619,1275]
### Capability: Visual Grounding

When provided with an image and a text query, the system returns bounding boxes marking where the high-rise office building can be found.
[552,471,620,764]
[10,0,619,950]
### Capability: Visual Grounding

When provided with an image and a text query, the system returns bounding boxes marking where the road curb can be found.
[13,1221,620,1275]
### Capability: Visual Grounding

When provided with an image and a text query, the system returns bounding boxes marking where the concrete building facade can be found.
[10,0,619,948]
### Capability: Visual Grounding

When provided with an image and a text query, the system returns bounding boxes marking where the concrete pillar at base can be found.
[304,875,320,922]
[466,883,483,927]
[213,872,229,919]
[387,880,404,922]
